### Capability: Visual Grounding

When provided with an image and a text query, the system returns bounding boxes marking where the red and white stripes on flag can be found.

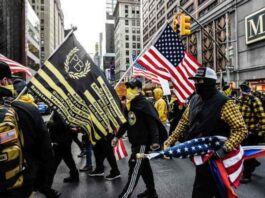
[132,66,160,84]
[193,146,244,188]
[137,24,201,104]
[132,54,160,84]
[0,53,32,77]
[113,138,128,160]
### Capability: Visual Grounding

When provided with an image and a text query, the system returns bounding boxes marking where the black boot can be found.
[240,175,251,184]
[137,189,158,198]
[63,175,79,183]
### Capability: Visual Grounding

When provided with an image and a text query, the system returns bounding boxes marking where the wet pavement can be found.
[33,136,265,198]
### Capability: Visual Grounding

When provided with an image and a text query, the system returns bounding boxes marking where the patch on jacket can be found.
[128,111,136,126]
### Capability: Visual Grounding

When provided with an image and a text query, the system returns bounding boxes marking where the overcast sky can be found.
[61,0,106,55]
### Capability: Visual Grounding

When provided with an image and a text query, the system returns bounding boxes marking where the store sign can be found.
[245,8,265,44]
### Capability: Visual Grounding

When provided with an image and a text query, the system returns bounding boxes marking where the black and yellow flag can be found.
[28,33,126,144]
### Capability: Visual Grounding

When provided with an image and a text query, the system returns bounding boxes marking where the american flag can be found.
[113,138,128,160]
[145,136,244,198]
[0,53,32,77]
[137,24,201,103]
[132,54,160,85]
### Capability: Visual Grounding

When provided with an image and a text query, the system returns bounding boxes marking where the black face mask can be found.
[195,79,217,100]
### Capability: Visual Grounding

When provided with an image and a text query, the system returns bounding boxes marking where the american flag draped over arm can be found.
[132,54,160,85]
[137,24,201,103]
[142,136,265,198]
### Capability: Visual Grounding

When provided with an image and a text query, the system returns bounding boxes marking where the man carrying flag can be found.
[164,67,248,198]
[112,78,167,198]
[27,31,126,145]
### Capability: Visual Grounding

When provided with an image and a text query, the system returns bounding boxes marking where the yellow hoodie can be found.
[153,88,168,124]
[18,94,37,107]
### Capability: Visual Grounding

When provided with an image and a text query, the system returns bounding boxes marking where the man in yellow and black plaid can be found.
[237,81,265,183]
[164,67,248,198]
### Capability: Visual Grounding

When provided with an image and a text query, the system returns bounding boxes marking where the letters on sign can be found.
[245,8,265,44]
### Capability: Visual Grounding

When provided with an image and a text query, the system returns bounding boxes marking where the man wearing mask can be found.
[112,79,167,198]
[164,67,248,198]
[237,81,265,183]
[153,88,168,129]
[0,62,60,198]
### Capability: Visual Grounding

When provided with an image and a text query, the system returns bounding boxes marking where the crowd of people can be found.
[1,61,265,198]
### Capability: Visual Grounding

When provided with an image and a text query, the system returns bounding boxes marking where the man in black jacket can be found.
[0,62,60,198]
[112,79,167,198]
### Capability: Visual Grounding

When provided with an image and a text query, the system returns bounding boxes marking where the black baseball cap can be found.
[125,78,142,89]
[0,62,12,80]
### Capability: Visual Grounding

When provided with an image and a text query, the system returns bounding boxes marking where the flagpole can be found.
[114,23,168,89]
[15,27,77,100]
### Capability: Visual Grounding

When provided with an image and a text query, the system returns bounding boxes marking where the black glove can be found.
[213,146,228,159]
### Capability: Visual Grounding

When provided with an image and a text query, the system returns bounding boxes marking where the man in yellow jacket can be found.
[153,88,168,128]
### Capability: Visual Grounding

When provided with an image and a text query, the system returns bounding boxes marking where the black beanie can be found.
[0,62,12,80]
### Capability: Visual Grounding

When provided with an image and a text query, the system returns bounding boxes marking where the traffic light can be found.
[172,13,181,33]
[180,14,191,36]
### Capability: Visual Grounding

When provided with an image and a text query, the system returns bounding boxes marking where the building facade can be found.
[141,0,265,90]
[28,0,64,63]
[0,0,26,64]
[114,0,141,80]
[26,0,41,71]
[104,0,117,83]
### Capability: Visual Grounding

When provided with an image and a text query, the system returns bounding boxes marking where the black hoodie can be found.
[116,94,167,147]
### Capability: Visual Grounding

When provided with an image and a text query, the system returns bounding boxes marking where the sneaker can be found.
[78,151,86,158]
[39,188,61,198]
[105,172,121,181]
[240,176,251,184]
[63,176,79,183]
[79,165,93,172]
[88,170,104,177]
[137,190,158,198]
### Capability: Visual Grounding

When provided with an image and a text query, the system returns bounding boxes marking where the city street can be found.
[33,137,265,198]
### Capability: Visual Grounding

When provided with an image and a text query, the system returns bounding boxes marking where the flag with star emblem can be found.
[137,24,201,104]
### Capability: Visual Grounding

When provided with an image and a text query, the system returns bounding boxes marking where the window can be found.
[180,0,189,6]
[125,35,129,40]
[125,5,128,9]
[132,20,135,26]
[41,6,44,11]
[32,0,35,3]
[167,0,174,9]
[132,35,136,41]
[41,26,44,31]
[137,43,141,49]
[126,50,129,55]
[137,36,140,41]
[41,0,44,4]
[41,19,44,24]
[126,43,129,48]
[132,28,136,33]
[125,20,129,25]
[133,43,136,48]
[186,3,194,13]
[126,58,130,64]
[198,0,218,17]
[198,0,207,6]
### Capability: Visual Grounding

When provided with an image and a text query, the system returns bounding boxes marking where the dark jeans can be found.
[85,141,93,167]
[241,133,261,178]
[93,137,119,174]
[119,145,155,198]
[72,133,84,152]
[48,143,78,187]
[192,163,223,198]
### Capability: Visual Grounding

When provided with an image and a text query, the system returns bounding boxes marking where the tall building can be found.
[0,0,26,65]
[104,0,117,83]
[113,0,141,80]
[141,0,265,90]
[26,0,41,71]
[28,0,64,63]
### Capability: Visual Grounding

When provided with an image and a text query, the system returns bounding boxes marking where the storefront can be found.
[248,79,265,93]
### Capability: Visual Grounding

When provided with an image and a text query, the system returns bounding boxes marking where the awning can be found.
[0,53,32,77]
